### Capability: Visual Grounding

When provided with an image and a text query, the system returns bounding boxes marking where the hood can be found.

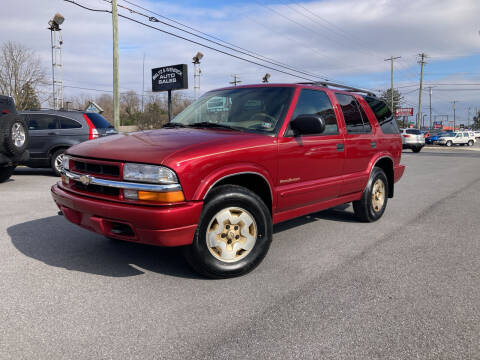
[66,128,268,165]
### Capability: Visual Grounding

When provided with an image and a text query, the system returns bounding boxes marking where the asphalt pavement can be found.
[1,148,479,359]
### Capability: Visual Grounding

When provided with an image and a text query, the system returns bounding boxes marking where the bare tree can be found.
[0,41,47,110]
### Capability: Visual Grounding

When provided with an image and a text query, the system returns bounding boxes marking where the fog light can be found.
[138,190,185,202]
[123,189,138,200]
[61,175,69,185]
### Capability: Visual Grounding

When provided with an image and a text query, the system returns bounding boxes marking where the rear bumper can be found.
[51,183,203,247]
[394,164,405,184]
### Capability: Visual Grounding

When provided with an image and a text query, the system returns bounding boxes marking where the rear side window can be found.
[28,115,58,130]
[59,117,82,129]
[291,89,338,135]
[363,96,399,134]
[335,93,370,134]
[406,129,421,135]
[85,113,111,129]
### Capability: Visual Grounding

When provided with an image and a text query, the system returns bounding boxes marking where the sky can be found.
[1,0,480,126]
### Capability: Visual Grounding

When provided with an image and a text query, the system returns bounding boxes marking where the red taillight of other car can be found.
[83,114,99,140]
[403,134,410,138]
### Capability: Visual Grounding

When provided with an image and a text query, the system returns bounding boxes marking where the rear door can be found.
[27,114,59,159]
[334,93,376,196]
[277,88,345,211]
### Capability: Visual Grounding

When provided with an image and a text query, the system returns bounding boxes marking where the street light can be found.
[192,52,203,99]
[262,73,271,83]
[48,13,65,110]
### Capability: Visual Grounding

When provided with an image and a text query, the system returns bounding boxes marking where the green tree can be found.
[16,82,40,110]
[380,88,404,114]
[473,110,480,130]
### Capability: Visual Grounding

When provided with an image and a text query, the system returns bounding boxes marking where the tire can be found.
[468,140,474,146]
[446,140,453,147]
[184,184,272,278]
[0,114,29,156]
[0,165,15,183]
[50,149,66,177]
[412,146,422,153]
[353,167,388,223]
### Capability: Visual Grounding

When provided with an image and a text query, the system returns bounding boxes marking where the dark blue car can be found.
[426,131,454,144]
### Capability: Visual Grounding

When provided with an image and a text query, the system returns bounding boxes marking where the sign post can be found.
[151,64,188,122]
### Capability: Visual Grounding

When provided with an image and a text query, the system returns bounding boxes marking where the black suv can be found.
[0,95,29,183]
[19,110,117,176]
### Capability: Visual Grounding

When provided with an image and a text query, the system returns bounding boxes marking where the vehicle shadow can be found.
[274,203,356,234]
[14,167,56,177]
[7,215,201,279]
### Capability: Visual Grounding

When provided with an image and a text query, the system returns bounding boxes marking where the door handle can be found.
[336,143,344,152]
[48,132,57,135]
[371,141,376,149]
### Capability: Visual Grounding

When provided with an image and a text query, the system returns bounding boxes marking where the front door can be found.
[277,89,345,212]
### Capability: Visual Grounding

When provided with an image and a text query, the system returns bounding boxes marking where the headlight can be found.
[62,155,70,171]
[123,163,178,184]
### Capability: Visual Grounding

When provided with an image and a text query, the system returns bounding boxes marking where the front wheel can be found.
[353,167,388,222]
[446,140,453,147]
[184,185,272,278]
[468,140,474,146]
[0,165,15,183]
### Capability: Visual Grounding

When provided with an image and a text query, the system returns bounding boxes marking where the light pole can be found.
[192,52,203,99]
[48,13,65,110]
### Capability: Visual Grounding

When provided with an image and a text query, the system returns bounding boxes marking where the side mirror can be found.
[290,114,325,136]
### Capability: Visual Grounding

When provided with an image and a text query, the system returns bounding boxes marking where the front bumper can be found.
[51,183,203,247]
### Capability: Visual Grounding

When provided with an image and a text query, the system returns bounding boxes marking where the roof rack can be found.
[297,81,377,97]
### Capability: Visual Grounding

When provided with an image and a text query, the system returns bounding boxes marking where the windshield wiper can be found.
[163,122,187,128]
[188,122,239,131]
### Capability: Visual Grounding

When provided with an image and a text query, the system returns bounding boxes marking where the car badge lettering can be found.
[79,175,92,186]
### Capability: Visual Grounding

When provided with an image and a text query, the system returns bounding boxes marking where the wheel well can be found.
[49,146,69,159]
[375,158,394,198]
[208,173,273,213]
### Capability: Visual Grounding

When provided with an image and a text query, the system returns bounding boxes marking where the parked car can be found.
[51,83,405,278]
[400,128,425,152]
[19,110,117,176]
[474,131,480,139]
[437,131,476,147]
[425,131,454,144]
[0,95,29,183]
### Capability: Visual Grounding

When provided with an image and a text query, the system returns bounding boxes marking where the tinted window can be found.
[335,93,368,133]
[59,117,82,129]
[463,132,468,136]
[85,113,112,129]
[291,89,338,135]
[28,115,58,130]
[406,129,421,135]
[363,96,399,134]
[357,101,371,133]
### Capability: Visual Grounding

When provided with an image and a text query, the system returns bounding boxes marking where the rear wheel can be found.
[184,185,272,278]
[353,167,388,222]
[412,146,422,153]
[51,149,66,177]
[0,165,15,183]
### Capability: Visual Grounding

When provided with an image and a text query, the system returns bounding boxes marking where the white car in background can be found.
[400,128,425,153]
[473,131,480,139]
[437,131,476,147]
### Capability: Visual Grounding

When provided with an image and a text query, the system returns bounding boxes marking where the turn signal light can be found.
[138,190,185,202]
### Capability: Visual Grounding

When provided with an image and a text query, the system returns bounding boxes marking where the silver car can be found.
[401,128,425,153]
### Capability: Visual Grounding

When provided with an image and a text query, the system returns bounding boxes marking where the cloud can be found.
[0,0,479,117]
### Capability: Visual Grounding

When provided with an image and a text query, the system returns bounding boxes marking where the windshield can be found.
[171,87,294,134]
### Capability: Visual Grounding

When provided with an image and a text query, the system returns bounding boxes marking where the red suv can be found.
[51,83,405,278]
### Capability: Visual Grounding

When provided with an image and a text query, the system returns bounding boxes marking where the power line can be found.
[102,0,330,81]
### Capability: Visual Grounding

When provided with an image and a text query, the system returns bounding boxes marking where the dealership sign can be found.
[433,121,442,129]
[394,108,414,117]
[151,64,188,92]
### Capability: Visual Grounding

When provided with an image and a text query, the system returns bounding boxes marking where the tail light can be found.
[403,134,410,138]
[83,114,99,140]
[2,110,8,114]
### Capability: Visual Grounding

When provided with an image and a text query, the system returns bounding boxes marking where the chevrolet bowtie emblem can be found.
[79,175,92,186]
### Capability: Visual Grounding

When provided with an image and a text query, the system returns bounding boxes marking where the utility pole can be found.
[112,0,120,129]
[426,86,433,130]
[452,100,457,131]
[417,53,427,129]
[142,53,145,112]
[384,56,401,112]
[467,107,471,128]
[230,74,241,86]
